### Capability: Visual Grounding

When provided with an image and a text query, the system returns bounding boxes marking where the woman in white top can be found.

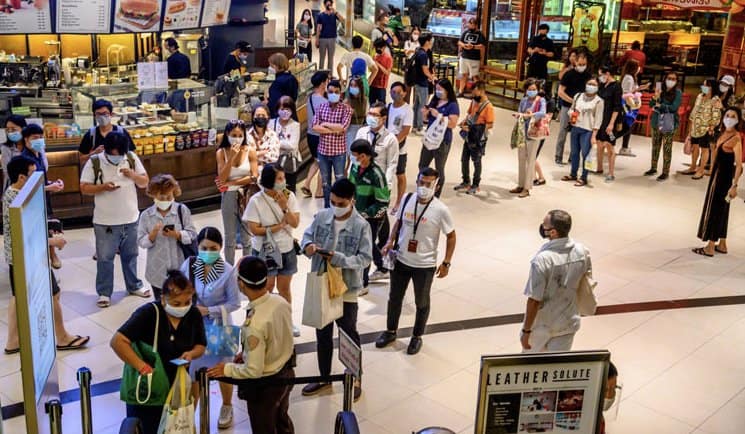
[216,120,258,265]
[243,164,301,335]
[561,78,604,187]
[619,59,649,156]
[403,26,421,104]
[270,96,301,193]
[246,104,280,169]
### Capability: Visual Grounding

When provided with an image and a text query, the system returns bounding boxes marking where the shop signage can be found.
[114,0,164,33]
[0,0,52,34]
[201,0,232,27]
[651,0,731,9]
[474,351,610,434]
[338,329,361,378]
[163,0,204,30]
[568,0,606,56]
[56,0,112,33]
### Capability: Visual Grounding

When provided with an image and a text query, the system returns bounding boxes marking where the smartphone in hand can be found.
[163,224,175,232]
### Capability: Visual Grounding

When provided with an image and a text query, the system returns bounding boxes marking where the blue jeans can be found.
[570,126,592,181]
[412,84,430,130]
[94,222,142,297]
[318,153,347,208]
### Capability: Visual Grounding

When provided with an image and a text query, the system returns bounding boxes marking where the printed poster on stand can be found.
[201,0,231,27]
[0,0,51,34]
[113,0,163,33]
[163,0,204,30]
[475,351,610,434]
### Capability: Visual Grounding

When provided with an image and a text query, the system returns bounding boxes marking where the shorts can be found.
[596,128,617,145]
[251,248,298,276]
[691,134,711,149]
[307,134,320,159]
[459,58,481,78]
[8,264,60,297]
[396,153,407,175]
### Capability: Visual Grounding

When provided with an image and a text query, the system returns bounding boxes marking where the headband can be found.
[238,274,267,286]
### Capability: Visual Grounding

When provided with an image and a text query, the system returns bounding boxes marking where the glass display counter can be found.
[427,8,476,37]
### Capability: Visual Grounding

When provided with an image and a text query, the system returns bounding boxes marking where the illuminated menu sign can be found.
[164,0,204,30]
[113,0,163,33]
[57,0,112,34]
[0,0,52,34]
[200,0,231,27]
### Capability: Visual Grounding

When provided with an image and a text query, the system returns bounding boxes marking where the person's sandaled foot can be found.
[509,187,523,194]
[678,169,696,175]
[300,186,312,198]
[518,190,530,198]
[533,178,546,186]
[129,288,151,298]
[4,347,19,355]
[561,175,577,182]
[574,179,587,187]
[692,173,705,180]
[692,247,714,257]
[57,335,90,351]
[715,245,728,254]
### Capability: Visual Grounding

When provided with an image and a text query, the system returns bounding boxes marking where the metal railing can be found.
[77,367,93,434]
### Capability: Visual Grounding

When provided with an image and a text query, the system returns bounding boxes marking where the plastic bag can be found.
[157,365,195,434]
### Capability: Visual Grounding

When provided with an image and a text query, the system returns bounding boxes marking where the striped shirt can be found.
[349,162,389,219]
[313,102,353,156]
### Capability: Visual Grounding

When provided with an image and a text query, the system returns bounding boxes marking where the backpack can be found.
[404,48,423,85]
[90,152,136,185]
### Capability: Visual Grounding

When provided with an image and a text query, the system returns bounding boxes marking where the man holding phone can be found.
[80,131,149,308]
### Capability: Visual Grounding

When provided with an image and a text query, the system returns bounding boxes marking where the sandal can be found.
[518,190,530,198]
[574,179,587,187]
[678,169,696,175]
[714,246,728,254]
[533,179,546,186]
[561,175,577,182]
[57,335,90,351]
[692,174,704,180]
[300,186,312,198]
[129,288,152,298]
[509,187,523,194]
[4,347,19,355]
[692,247,714,257]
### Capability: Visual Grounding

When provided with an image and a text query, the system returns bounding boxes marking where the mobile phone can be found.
[170,358,190,366]
[163,224,175,232]
[655,81,662,92]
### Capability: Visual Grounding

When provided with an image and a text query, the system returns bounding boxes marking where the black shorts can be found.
[396,153,407,175]
[8,264,60,297]
[596,125,617,145]
[307,134,320,159]
[691,134,711,149]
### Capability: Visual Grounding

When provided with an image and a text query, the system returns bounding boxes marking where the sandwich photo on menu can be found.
[163,0,201,29]
[116,0,161,31]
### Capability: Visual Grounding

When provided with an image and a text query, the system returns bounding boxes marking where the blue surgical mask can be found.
[7,131,22,142]
[435,90,444,99]
[526,90,538,98]
[198,250,221,265]
[349,86,360,96]
[700,85,710,95]
[366,115,379,129]
[107,154,124,165]
[328,93,340,103]
[30,138,45,153]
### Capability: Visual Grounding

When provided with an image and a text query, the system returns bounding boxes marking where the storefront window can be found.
[486,0,522,72]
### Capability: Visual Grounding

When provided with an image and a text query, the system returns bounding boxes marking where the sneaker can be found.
[618,148,636,157]
[369,270,388,281]
[555,158,564,165]
[412,128,423,136]
[466,186,480,195]
[292,325,301,337]
[605,175,615,183]
[357,287,369,296]
[657,173,669,181]
[217,405,234,429]
[644,169,657,176]
[129,288,151,298]
[453,182,470,191]
[407,336,423,355]
[96,295,111,308]
[301,382,331,396]
[375,330,397,348]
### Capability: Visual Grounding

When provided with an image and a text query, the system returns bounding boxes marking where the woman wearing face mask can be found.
[717,75,737,109]
[216,120,258,265]
[296,9,314,62]
[680,78,721,179]
[596,65,623,182]
[247,104,281,169]
[266,53,299,119]
[270,96,301,192]
[421,78,460,197]
[510,78,545,198]
[1,115,27,192]
[561,78,604,187]
[645,72,682,181]
[599,362,619,434]
[224,41,253,75]
[618,59,649,157]
[180,226,241,430]
[137,174,197,302]
[693,108,743,257]
[243,164,301,336]
[403,26,421,103]
[111,270,206,434]
[558,48,578,81]
[345,76,368,163]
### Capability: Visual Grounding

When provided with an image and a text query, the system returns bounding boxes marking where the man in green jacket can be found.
[349,138,390,293]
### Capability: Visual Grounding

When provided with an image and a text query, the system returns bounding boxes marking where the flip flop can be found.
[692,247,714,257]
[678,169,696,175]
[715,246,728,254]
[561,175,577,182]
[56,335,90,351]
[692,174,704,180]
[574,180,587,187]
[4,347,19,355]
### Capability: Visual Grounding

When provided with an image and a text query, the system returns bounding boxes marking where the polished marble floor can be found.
[2,99,745,433]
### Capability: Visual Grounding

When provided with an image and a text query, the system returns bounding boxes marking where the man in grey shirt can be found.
[521,209,591,352]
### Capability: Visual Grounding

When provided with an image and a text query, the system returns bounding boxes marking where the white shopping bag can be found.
[584,144,599,172]
[157,365,195,434]
[422,114,447,150]
[302,266,343,329]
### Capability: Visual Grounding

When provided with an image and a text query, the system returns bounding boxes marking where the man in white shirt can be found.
[521,210,591,352]
[376,167,456,355]
[80,131,149,308]
[355,102,399,190]
[386,82,414,212]
[337,35,378,84]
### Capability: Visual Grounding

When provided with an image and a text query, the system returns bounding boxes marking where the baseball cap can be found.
[721,75,735,86]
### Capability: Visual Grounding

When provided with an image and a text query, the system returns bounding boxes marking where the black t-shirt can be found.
[414,48,430,87]
[224,55,243,75]
[560,69,592,107]
[78,125,136,155]
[598,81,623,126]
[460,30,486,60]
[167,51,191,79]
[118,302,206,383]
[527,34,555,77]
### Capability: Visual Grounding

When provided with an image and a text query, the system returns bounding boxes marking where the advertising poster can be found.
[0,0,51,34]
[201,0,231,27]
[475,351,610,434]
[568,1,606,56]
[163,0,204,30]
[114,0,163,33]
[57,0,112,33]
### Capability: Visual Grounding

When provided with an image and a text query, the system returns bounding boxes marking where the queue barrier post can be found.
[45,399,63,434]
[76,367,93,434]
[197,367,210,434]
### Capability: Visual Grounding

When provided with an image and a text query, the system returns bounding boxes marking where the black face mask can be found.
[539,224,549,239]
[253,117,268,128]
[375,49,383,54]
[473,95,482,102]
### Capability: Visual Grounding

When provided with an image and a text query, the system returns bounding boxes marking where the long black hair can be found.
[218,120,247,149]
[662,72,679,102]
[299,8,314,31]
[432,78,457,104]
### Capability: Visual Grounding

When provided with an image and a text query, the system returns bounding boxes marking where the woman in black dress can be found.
[596,65,623,182]
[694,107,743,257]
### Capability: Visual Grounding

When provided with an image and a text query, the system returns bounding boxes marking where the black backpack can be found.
[404,48,422,86]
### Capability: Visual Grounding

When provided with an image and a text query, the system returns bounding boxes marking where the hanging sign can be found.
[568,1,606,56]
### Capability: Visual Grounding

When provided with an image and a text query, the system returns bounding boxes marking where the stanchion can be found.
[342,372,354,412]
[197,368,210,434]
[76,367,93,434]
[45,399,63,434]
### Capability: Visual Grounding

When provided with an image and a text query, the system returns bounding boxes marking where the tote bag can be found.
[120,303,170,406]
[157,365,195,434]
[658,112,675,134]
[327,262,348,298]
[422,113,447,150]
[301,261,343,329]
[577,271,598,316]
[510,116,526,149]
[204,306,242,358]
[584,144,599,172]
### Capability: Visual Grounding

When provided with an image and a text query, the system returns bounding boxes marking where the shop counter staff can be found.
[164,37,191,79]
[224,41,254,75]
[208,256,296,434]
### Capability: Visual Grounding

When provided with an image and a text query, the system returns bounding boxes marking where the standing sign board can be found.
[338,329,361,378]
[9,172,59,434]
[475,351,610,434]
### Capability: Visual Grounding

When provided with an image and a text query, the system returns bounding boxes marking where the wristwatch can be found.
[441,261,451,268]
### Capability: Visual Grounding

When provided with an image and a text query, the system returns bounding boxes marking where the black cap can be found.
[236,41,254,53]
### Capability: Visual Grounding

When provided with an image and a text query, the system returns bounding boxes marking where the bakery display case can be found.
[426,9,475,37]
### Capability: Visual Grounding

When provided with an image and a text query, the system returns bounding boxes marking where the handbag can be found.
[462,100,490,150]
[510,116,526,149]
[326,262,348,298]
[658,112,675,134]
[204,306,242,357]
[684,136,693,155]
[176,204,198,259]
[527,99,550,140]
[584,143,599,172]
[297,38,309,49]
[120,303,170,406]
[383,193,414,271]
[577,271,598,316]
[422,113,447,150]
[157,365,195,434]
[257,229,283,270]
[301,260,343,329]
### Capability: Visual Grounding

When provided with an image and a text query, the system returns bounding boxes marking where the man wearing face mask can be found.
[316,0,345,72]
[527,24,555,82]
[521,209,591,353]
[300,179,372,400]
[355,102,399,190]
[457,17,486,97]
[376,167,456,355]
[555,52,591,165]
[78,99,135,165]
[223,41,254,76]
[455,81,494,195]
[164,37,191,80]
[80,131,150,308]
[370,38,392,104]
[386,82,414,212]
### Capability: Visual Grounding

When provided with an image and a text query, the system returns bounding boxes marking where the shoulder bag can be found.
[120,303,170,405]
[273,119,302,174]
[527,98,550,140]
[176,204,198,259]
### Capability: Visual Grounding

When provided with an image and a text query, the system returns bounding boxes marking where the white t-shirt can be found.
[386,102,414,155]
[339,51,374,79]
[80,153,146,226]
[243,190,299,253]
[396,195,454,268]
[404,40,420,58]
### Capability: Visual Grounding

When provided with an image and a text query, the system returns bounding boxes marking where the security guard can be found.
[207,256,295,434]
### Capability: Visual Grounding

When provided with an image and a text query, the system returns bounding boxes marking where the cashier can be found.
[224,41,254,76]
[165,38,192,80]
[78,99,135,163]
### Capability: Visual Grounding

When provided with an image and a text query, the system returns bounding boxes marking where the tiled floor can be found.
[3,91,745,432]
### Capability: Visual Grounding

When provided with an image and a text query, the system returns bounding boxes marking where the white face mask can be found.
[603,396,616,411]
[228,136,244,146]
[332,204,351,218]
[304,13,310,20]
[154,199,173,211]
[575,65,587,73]
[723,117,738,129]
[417,185,435,201]
[665,80,677,89]
[164,302,191,318]
[720,84,730,94]
[585,84,598,94]
[598,75,608,84]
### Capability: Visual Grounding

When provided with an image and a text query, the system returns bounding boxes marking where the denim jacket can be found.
[301,208,372,294]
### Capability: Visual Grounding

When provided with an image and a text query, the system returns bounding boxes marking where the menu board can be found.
[164,0,204,30]
[0,0,52,34]
[56,0,112,33]
[113,0,163,33]
[201,0,231,27]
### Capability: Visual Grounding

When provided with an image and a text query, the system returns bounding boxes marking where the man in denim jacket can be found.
[299,178,372,401]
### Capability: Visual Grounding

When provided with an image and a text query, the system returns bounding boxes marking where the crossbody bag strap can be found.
[393,192,414,250]
[151,302,159,351]
[261,193,294,238]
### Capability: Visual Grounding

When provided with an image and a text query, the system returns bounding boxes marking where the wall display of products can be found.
[56,0,111,33]
[427,9,475,37]
[0,0,52,34]
[113,0,163,33]
[163,0,204,30]
[201,0,231,27]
